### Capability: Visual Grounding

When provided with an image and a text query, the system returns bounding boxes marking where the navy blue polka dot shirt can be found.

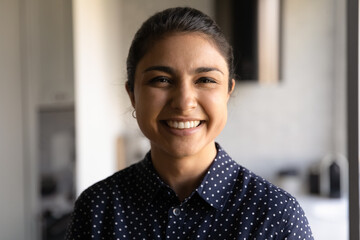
[66,144,313,239]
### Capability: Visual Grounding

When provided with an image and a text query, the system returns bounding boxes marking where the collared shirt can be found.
[65,144,313,239]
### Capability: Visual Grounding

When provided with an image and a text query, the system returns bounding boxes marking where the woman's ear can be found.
[229,79,235,95]
[125,83,136,108]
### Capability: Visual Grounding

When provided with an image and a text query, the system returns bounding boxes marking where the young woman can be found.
[66,7,313,239]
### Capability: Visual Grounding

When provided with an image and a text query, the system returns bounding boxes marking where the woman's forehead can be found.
[137,32,229,73]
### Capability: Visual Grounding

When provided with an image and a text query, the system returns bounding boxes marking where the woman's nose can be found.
[170,83,197,112]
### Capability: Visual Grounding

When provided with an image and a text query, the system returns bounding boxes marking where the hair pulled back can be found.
[126,7,234,92]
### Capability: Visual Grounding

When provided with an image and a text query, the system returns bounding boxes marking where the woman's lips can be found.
[165,120,202,129]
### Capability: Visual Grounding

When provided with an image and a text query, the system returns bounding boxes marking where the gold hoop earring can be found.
[132,110,136,119]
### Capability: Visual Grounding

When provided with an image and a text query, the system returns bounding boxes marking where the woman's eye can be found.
[196,77,216,84]
[156,76,170,82]
[149,76,171,85]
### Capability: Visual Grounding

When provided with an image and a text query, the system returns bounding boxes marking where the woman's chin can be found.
[151,139,215,160]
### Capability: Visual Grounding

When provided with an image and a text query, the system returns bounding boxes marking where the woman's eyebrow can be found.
[195,67,224,75]
[143,66,174,74]
[143,66,224,75]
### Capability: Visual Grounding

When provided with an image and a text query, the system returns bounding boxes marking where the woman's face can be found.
[127,32,235,159]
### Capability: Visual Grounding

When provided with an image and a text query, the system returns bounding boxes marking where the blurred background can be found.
[0,0,353,239]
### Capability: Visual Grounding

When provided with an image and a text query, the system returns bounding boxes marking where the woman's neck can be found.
[150,142,217,202]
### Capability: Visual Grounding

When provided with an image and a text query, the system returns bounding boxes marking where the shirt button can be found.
[173,208,180,216]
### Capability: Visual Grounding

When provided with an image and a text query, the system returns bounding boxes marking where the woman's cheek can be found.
[202,90,228,109]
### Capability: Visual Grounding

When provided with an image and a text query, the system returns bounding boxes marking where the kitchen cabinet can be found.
[37,0,74,107]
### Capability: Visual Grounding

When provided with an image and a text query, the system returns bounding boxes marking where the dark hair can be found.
[126,7,234,92]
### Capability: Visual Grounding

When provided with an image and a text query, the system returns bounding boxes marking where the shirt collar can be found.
[136,143,240,210]
[195,143,239,211]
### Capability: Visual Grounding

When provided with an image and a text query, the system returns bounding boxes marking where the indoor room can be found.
[0,0,357,239]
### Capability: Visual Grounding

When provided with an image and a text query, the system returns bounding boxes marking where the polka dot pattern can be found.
[65,143,313,239]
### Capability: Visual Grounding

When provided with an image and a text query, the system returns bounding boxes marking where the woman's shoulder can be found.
[215,144,296,203]
[236,163,295,201]
[76,160,144,202]
[233,163,309,223]
[229,163,313,238]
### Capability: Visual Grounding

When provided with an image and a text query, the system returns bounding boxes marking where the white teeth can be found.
[167,120,201,129]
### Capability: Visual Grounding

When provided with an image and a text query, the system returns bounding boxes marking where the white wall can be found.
[0,0,26,239]
[217,0,346,180]
[73,0,125,194]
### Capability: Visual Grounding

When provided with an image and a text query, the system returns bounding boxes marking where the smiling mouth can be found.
[165,120,202,129]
